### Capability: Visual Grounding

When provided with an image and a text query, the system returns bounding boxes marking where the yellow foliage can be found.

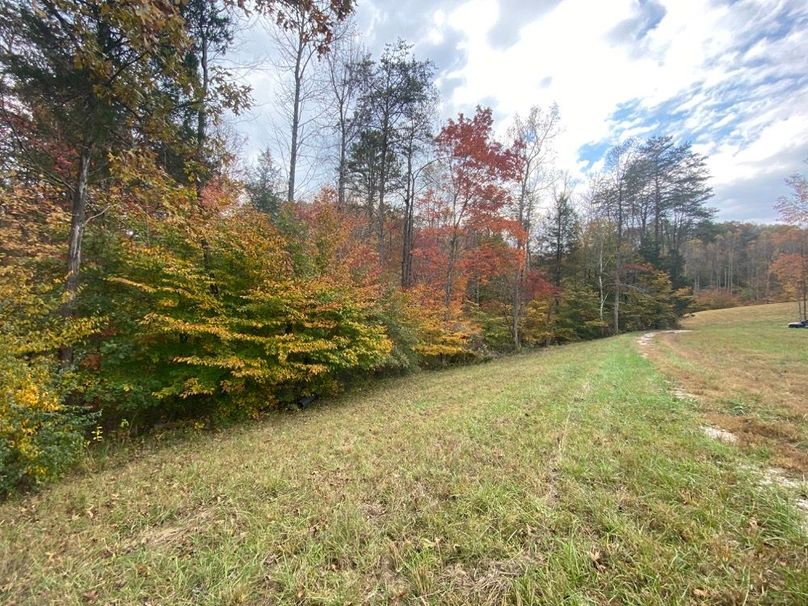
[106,201,393,414]
[403,286,480,365]
[0,269,93,492]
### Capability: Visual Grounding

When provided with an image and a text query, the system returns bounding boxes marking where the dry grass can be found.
[645,302,808,472]
[1,307,807,604]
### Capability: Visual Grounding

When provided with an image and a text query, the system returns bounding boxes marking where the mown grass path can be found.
[2,308,807,604]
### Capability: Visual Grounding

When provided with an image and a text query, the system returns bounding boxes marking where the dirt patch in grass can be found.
[442,552,542,605]
[701,425,738,443]
[703,412,808,471]
[636,329,692,358]
[122,507,215,552]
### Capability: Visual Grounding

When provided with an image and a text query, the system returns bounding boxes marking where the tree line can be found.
[1,0,805,494]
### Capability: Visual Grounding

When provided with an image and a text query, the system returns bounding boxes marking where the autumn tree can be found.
[773,162,808,319]
[428,107,519,312]
[771,229,808,320]
[0,0,194,359]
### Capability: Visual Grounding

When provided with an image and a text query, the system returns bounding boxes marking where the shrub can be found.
[97,204,393,423]
[405,286,481,367]
[693,287,742,311]
[374,289,422,373]
[0,266,96,494]
[469,301,513,352]
[0,353,88,494]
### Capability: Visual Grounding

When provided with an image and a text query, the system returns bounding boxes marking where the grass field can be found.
[1,304,806,605]
[646,302,808,473]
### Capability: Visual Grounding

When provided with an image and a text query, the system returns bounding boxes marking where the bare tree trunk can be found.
[377,127,389,265]
[614,206,622,335]
[61,140,93,364]
[401,153,414,288]
[65,147,92,305]
[802,240,808,321]
[512,231,526,349]
[653,175,661,261]
[598,238,605,323]
[287,37,304,203]
[511,276,521,350]
[444,226,460,315]
[365,189,374,234]
[511,238,528,350]
[337,123,348,209]
[193,19,218,291]
[196,25,209,184]
[511,170,530,350]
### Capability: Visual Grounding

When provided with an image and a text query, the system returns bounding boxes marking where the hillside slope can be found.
[1,305,806,605]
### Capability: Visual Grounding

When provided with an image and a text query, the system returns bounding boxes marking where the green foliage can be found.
[522,285,608,346]
[620,267,678,331]
[554,285,610,341]
[469,301,513,353]
[374,289,422,373]
[0,352,89,495]
[671,287,696,318]
[245,148,283,217]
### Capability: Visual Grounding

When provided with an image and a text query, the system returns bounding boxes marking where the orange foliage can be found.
[413,107,522,313]
[295,188,380,285]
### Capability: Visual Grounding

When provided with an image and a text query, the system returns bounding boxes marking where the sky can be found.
[232,0,808,222]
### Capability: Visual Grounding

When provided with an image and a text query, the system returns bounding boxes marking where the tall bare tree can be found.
[597,139,638,334]
[270,4,322,203]
[324,23,366,208]
[269,1,353,202]
[507,104,560,348]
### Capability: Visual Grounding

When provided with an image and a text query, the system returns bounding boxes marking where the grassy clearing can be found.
[646,302,808,472]
[1,306,807,605]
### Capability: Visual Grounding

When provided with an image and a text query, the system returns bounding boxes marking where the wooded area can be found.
[1,0,806,494]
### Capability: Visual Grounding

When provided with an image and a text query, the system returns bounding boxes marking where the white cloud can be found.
[231,0,808,220]
[419,0,808,220]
